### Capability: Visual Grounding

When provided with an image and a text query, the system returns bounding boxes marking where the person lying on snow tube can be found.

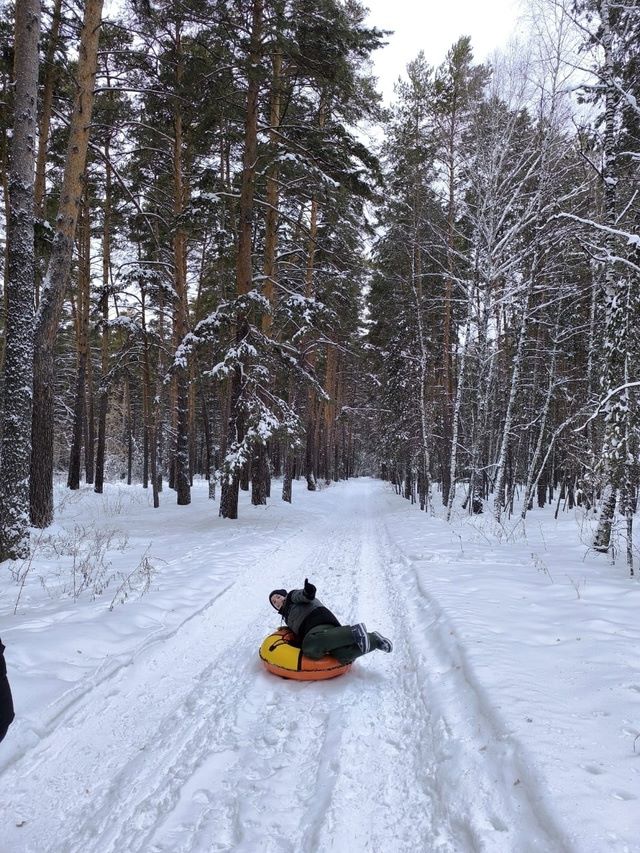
[268,579,392,665]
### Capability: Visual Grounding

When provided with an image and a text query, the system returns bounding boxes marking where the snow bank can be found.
[0,479,638,851]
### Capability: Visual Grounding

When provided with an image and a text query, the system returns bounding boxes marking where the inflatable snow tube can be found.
[259,627,351,681]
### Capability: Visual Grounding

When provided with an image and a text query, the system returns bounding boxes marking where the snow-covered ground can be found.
[0,478,639,852]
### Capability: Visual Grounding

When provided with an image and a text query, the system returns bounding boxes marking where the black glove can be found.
[303,578,316,600]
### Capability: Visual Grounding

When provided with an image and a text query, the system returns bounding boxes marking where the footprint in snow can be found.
[581,764,605,776]
[489,815,509,833]
[611,790,636,801]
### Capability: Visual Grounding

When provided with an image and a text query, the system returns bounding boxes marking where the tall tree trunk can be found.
[193,241,216,500]
[249,46,283,505]
[200,379,214,500]
[33,0,62,306]
[304,192,320,492]
[493,277,533,522]
[0,0,40,561]
[593,0,626,554]
[441,107,456,506]
[468,278,495,513]
[84,342,95,484]
[262,48,282,336]
[412,206,432,510]
[521,334,558,521]
[94,152,112,494]
[593,485,617,552]
[220,0,263,519]
[172,23,191,506]
[585,263,599,507]
[34,0,61,219]
[123,375,133,485]
[323,344,338,484]
[282,443,293,503]
[30,0,103,528]
[251,442,268,505]
[623,401,634,576]
[0,70,10,309]
[141,284,160,508]
[446,283,474,521]
[304,97,328,492]
[281,380,296,504]
[67,199,91,490]
[219,363,244,519]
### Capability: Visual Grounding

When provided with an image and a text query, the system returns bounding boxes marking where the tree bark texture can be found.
[172,23,191,506]
[445,285,474,522]
[220,0,263,519]
[593,0,627,553]
[94,152,112,494]
[0,0,40,561]
[34,0,61,220]
[251,441,268,505]
[261,48,282,336]
[30,0,104,528]
[493,278,532,522]
[304,193,320,492]
[68,200,91,490]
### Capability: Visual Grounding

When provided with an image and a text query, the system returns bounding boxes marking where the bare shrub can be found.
[13,523,133,609]
[109,547,162,610]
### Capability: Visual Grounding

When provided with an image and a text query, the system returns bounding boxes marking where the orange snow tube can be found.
[259,627,351,681]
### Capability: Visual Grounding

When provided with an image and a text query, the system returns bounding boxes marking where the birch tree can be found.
[567,0,640,569]
[369,54,441,507]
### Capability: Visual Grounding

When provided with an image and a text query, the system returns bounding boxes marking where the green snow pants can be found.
[302,624,380,665]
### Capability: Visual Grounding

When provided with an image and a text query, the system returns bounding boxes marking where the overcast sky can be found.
[363,0,525,103]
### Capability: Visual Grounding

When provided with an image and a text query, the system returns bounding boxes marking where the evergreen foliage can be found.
[0,0,639,576]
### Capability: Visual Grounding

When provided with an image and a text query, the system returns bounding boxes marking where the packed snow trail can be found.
[2,481,572,852]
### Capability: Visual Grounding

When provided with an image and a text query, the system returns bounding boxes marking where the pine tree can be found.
[30,0,104,528]
[0,0,40,560]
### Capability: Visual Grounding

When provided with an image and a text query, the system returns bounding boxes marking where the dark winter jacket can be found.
[281,589,340,642]
[0,638,15,744]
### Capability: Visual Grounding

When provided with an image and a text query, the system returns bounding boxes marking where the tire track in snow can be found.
[374,485,576,853]
[198,489,442,853]
[1,521,337,852]
[307,499,450,852]
[125,531,349,853]
[138,494,440,853]
[0,524,300,781]
[152,520,362,852]
[2,480,574,852]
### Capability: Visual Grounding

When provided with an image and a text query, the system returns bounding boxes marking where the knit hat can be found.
[269,589,287,610]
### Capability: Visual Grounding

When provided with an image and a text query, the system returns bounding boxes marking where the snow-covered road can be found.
[1,479,635,851]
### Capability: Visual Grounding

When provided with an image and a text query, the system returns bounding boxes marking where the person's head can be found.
[269,589,287,612]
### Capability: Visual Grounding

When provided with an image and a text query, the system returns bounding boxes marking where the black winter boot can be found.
[371,631,393,653]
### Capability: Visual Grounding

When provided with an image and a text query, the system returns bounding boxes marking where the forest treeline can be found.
[0,0,638,574]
